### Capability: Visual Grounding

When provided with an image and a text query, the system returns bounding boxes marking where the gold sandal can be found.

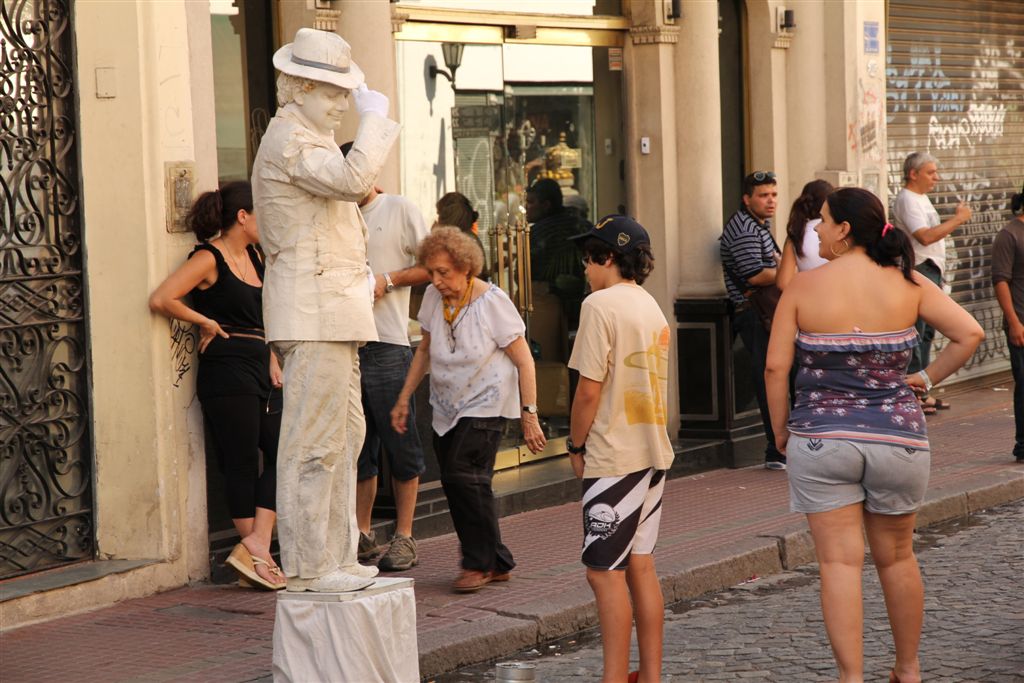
[226,544,286,591]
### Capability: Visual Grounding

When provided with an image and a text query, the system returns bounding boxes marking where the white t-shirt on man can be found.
[892,188,945,274]
[361,193,429,346]
[568,282,675,478]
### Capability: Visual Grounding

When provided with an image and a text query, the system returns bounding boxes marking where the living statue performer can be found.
[252,28,400,592]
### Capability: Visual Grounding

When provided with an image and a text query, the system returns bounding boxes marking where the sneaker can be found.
[286,568,373,593]
[765,456,787,471]
[358,531,383,562]
[379,533,418,572]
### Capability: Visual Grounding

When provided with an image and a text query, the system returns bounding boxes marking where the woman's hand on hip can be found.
[904,371,928,396]
[521,414,547,454]
[390,400,409,434]
[198,317,229,353]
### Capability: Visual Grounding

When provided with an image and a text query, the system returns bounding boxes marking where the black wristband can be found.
[566,436,586,455]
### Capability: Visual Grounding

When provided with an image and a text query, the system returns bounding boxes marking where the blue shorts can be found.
[357,342,426,482]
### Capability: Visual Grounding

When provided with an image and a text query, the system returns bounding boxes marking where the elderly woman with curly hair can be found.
[391,226,546,593]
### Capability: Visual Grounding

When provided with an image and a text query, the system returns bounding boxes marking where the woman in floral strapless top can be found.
[765,188,983,683]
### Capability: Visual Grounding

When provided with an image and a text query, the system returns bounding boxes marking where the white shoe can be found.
[340,562,379,578]
[286,569,374,593]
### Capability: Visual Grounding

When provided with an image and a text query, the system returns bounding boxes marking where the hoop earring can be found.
[830,238,850,257]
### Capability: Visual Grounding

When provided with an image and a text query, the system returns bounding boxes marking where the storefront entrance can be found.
[397,23,626,468]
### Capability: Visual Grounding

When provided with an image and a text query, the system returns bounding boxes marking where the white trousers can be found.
[274,340,364,578]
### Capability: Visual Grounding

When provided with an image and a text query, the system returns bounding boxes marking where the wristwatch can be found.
[521,404,538,415]
[383,272,396,293]
[566,436,586,455]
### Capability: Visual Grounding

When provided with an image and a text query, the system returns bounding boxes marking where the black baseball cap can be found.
[569,214,651,254]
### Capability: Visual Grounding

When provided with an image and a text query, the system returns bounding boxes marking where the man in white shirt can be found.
[891,152,972,406]
[340,142,431,571]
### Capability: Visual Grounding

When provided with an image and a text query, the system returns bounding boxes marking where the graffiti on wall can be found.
[849,74,884,165]
[170,319,197,388]
[886,21,1024,379]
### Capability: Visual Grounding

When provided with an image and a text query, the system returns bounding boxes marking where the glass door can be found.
[453,85,598,468]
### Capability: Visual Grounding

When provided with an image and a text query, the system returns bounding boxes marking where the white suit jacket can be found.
[252,105,401,342]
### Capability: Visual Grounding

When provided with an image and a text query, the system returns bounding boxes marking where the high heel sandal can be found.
[226,543,286,591]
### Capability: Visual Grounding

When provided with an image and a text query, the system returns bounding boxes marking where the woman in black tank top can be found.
[149,181,285,590]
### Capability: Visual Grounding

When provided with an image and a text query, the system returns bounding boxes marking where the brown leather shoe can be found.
[452,569,491,593]
[490,570,511,583]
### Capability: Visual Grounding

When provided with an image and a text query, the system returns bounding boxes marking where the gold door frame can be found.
[392,6,627,47]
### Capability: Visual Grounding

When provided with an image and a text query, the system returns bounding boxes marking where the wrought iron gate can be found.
[0,0,93,578]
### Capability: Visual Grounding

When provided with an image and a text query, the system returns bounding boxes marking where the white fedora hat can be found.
[273,28,365,90]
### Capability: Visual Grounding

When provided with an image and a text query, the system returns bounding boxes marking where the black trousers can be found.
[201,394,281,518]
[434,417,515,573]
[733,307,785,460]
[908,260,942,374]
[1008,333,1024,458]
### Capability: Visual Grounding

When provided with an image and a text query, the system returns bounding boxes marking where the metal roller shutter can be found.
[887,0,1024,380]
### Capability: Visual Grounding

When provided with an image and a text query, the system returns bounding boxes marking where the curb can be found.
[418,470,1024,679]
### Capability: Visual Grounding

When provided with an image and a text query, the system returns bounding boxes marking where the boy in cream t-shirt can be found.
[567,215,673,683]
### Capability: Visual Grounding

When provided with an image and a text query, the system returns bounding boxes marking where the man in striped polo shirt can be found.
[720,171,786,470]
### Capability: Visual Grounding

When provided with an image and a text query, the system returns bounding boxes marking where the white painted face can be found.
[294,82,351,132]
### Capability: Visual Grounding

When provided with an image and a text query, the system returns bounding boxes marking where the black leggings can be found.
[201,394,280,518]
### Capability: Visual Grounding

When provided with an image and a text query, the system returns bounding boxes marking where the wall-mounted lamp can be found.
[429,42,464,85]
[777,7,796,32]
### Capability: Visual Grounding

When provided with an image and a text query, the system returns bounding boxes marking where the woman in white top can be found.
[391,227,546,593]
[778,179,834,290]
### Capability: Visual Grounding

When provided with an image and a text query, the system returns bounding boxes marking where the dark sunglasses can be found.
[750,171,776,182]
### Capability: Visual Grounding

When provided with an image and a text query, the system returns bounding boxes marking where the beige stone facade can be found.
[5,0,998,626]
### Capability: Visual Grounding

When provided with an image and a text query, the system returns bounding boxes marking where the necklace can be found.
[443,280,474,353]
[227,245,250,283]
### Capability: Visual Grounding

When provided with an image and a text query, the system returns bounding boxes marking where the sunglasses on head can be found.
[751,171,776,182]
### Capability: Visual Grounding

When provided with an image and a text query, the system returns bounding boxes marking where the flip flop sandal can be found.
[252,556,286,590]
[931,397,951,409]
[922,404,938,416]
[226,544,285,591]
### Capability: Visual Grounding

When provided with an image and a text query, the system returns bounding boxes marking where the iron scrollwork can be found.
[1,0,94,578]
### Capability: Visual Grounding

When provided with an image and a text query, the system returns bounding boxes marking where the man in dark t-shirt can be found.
[525,178,588,287]
[720,171,785,469]
[991,183,1024,462]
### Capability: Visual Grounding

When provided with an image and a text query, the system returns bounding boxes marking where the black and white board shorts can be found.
[581,468,666,570]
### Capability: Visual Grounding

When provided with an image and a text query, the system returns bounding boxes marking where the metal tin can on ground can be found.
[495,661,537,682]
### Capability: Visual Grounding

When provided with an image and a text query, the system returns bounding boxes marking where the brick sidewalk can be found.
[2,384,1021,682]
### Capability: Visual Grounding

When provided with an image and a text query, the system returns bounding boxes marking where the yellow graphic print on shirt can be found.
[623,325,670,425]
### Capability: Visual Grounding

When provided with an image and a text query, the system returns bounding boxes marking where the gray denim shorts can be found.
[787,435,930,515]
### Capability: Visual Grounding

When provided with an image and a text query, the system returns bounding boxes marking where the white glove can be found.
[367,266,377,300]
[353,84,389,118]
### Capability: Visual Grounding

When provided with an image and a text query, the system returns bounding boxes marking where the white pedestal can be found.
[272,577,418,683]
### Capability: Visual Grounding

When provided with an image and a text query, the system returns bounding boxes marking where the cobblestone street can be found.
[444,500,1024,682]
